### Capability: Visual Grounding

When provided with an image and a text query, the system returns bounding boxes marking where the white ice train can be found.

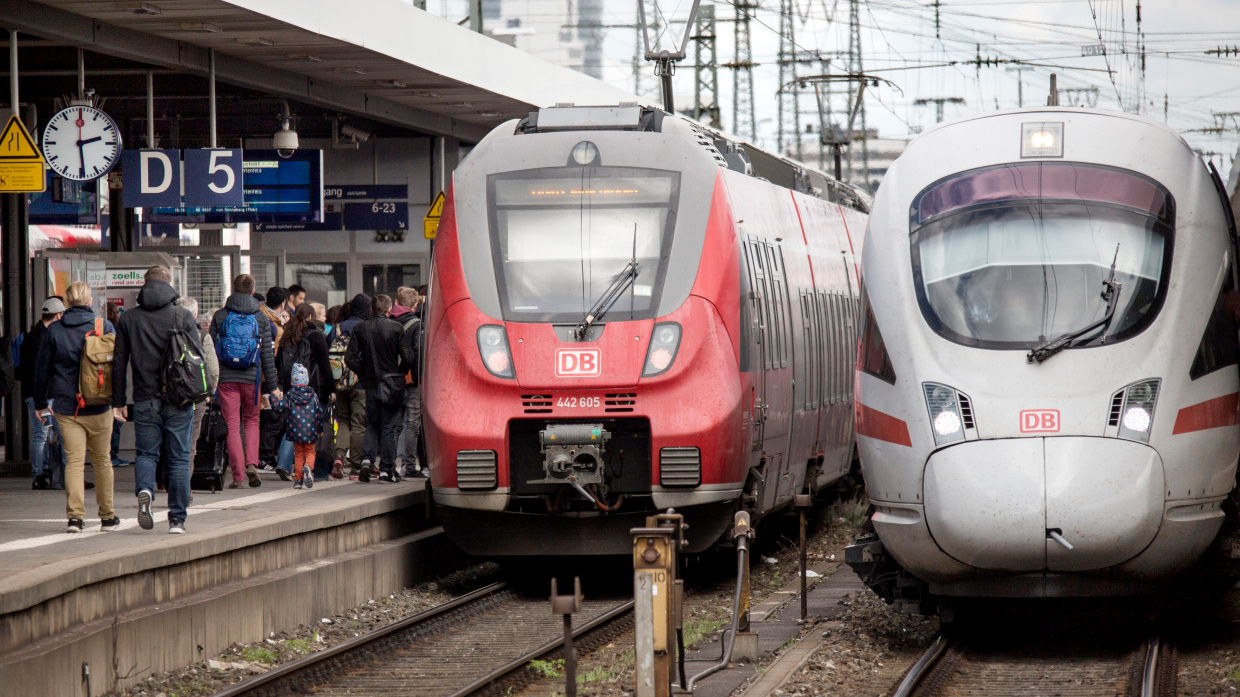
[844,107,1240,612]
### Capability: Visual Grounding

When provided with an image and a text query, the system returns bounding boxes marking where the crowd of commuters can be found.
[17,269,428,534]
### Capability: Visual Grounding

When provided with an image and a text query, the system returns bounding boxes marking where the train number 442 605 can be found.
[557,397,601,408]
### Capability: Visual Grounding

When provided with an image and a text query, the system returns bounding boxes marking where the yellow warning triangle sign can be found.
[425,190,445,221]
[0,115,43,161]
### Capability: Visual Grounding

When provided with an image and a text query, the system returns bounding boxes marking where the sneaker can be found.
[67,518,83,533]
[378,471,393,483]
[111,458,132,467]
[228,480,245,489]
[137,490,154,530]
[169,520,186,534]
[101,516,121,531]
[417,468,429,479]
[84,480,95,490]
[246,464,262,488]
[303,466,314,489]
[258,462,277,473]
[358,465,372,483]
[294,479,303,490]
[277,467,293,482]
[331,460,344,480]
[32,475,49,490]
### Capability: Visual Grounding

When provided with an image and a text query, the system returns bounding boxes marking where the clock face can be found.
[41,106,122,182]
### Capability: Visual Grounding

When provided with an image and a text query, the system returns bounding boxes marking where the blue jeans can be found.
[133,399,194,524]
[25,396,63,483]
[277,434,295,474]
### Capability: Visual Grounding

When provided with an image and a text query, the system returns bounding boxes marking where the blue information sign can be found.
[184,149,244,207]
[343,201,409,230]
[324,184,408,201]
[121,149,182,208]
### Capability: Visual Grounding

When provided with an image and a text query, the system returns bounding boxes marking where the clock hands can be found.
[76,136,102,146]
[77,109,85,178]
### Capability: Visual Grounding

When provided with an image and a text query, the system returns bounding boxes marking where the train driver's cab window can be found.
[487,167,679,322]
[909,162,1174,351]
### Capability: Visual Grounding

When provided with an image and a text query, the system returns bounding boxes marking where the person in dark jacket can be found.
[111,267,203,534]
[274,303,334,478]
[33,282,117,533]
[331,293,371,476]
[21,297,65,490]
[106,301,131,469]
[392,287,425,477]
[345,294,408,482]
[209,274,281,489]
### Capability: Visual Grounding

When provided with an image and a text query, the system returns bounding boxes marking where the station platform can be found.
[0,466,458,697]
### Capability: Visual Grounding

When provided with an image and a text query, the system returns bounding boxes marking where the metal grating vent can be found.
[456,450,498,490]
[660,447,701,487]
[957,393,975,430]
[522,395,553,414]
[1108,391,1125,427]
[605,393,637,413]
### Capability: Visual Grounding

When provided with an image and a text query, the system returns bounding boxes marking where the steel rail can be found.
[214,581,510,697]
[447,598,636,697]
[891,632,951,697]
[1140,634,1164,697]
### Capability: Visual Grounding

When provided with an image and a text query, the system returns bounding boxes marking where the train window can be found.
[859,287,896,384]
[766,244,789,368]
[486,166,680,323]
[910,162,1174,351]
[746,240,776,370]
[1190,275,1240,380]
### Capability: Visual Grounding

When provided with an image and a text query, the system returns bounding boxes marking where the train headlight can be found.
[642,322,682,377]
[477,325,515,379]
[923,382,966,446]
[1021,122,1064,158]
[1117,378,1160,441]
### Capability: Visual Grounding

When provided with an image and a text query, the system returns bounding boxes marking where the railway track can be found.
[214,581,634,697]
[892,629,1177,697]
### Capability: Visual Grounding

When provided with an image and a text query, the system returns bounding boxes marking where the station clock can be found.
[41,106,122,182]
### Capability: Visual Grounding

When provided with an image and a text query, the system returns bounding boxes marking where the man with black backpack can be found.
[112,266,208,534]
[345,294,408,483]
[210,274,281,489]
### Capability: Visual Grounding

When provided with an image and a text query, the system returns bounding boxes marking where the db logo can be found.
[1020,409,1060,433]
[555,348,601,377]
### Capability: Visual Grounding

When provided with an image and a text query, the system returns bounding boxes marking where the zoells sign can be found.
[107,269,146,287]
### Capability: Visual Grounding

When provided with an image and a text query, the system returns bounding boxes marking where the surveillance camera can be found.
[340,124,371,143]
[273,122,299,158]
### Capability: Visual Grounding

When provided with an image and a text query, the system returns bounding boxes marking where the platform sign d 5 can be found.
[184,149,243,207]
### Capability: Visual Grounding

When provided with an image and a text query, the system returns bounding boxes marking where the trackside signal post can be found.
[633,510,687,697]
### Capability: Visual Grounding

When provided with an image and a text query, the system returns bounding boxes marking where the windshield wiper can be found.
[1027,245,1123,364]
[574,259,639,340]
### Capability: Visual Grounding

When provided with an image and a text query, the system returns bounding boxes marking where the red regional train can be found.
[423,104,870,555]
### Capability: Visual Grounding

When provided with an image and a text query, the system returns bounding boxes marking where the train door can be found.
[764,241,796,509]
[742,236,770,455]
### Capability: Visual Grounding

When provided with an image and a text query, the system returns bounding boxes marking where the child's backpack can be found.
[217,311,261,369]
[160,327,210,408]
[77,319,114,408]
[328,331,356,391]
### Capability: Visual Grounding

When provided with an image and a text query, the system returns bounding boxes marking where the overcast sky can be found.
[443,0,1240,177]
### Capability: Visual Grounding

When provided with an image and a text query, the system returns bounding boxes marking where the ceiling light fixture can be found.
[287,53,324,62]
[180,22,222,33]
[237,36,276,46]
[118,2,162,14]
[378,79,407,88]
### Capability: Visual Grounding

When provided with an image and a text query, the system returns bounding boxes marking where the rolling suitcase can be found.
[192,402,228,492]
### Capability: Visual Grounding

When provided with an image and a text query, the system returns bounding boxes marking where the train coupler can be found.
[845,532,936,615]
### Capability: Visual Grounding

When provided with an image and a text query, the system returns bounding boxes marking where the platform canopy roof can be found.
[2,0,639,142]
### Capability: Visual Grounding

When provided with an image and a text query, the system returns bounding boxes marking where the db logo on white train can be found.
[555,348,601,377]
[1020,409,1060,433]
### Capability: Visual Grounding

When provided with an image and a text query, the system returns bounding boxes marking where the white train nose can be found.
[923,438,1165,572]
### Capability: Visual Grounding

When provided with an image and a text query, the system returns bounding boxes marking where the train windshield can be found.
[910,163,1174,350]
[487,166,680,322]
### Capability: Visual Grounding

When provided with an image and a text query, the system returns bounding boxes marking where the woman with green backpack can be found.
[32,281,117,534]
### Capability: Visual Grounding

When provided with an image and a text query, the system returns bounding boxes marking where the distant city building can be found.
[481,0,604,79]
